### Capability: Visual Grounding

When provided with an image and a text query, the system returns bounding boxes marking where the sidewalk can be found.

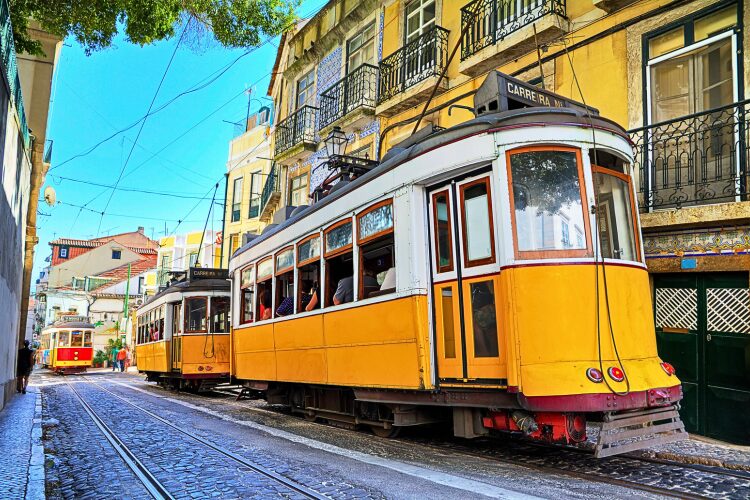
[0,385,45,499]
[632,434,750,470]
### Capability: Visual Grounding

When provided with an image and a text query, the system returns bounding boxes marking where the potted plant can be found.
[92,350,106,368]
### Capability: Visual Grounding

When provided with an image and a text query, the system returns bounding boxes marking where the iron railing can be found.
[274,105,318,156]
[259,163,280,214]
[378,26,450,104]
[0,0,29,146]
[319,64,379,130]
[461,0,566,60]
[631,100,750,212]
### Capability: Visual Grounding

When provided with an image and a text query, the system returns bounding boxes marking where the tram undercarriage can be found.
[145,371,230,393]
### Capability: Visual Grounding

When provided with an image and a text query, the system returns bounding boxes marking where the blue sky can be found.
[34,0,326,280]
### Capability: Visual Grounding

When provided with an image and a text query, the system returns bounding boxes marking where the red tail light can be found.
[607,366,625,382]
[660,362,676,376]
[586,368,603,383]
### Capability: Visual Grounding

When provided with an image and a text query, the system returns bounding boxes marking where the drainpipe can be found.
[18,138,47,348]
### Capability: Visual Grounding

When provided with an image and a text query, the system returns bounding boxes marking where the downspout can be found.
[18,138,47,348]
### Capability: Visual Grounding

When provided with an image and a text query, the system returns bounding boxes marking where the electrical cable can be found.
[49,175,211,199]
[53,200,204,223]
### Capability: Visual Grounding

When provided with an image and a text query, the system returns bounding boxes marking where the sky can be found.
[33,0,327,281]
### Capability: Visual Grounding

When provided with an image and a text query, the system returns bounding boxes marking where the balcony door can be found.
[404,0,436,87]
[346,24,377,110]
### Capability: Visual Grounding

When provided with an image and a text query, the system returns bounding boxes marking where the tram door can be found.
[171,302,182,371]
[427,173,506,385]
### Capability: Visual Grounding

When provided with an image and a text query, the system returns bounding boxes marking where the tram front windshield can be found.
[210,297,230,333]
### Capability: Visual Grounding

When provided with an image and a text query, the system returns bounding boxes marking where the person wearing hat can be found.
[16,340,35,394]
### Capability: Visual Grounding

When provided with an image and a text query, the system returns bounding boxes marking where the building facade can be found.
[156,229,222,286]
[264,0,748,443]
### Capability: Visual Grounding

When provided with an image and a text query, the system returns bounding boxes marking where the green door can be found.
[654,272,750,444]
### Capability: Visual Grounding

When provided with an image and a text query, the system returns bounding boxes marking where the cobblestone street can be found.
[0,370,743,499]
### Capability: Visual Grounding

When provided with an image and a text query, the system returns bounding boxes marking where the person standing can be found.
[16,340,35,394]
[124,345,132,371]
[117,345,127,373]
[111,344,120,371]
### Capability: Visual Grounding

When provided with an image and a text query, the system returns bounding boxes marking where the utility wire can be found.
[49,175,210,199]
[53,200,204,223]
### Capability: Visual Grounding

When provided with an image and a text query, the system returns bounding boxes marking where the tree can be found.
[10,0,299,56]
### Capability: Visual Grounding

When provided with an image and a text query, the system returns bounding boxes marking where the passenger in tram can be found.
[276,296,294,316]
[301,280,320,312]
[259,290,272,320]
[333,269,378,305]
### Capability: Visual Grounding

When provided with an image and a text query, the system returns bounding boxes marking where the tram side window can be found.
[432,191,454,273]
[256,258,273,321]
[58,331,70,347]
[184,297,208,333]
[460,178,496,267]
[70,330,83,347]
[358,201,395,299]
[210,297,231,333]
[275,248,295,317]
[508,149,589,258]
[240,266,254,324]
[593,167,638,262]
[172,303,182,335]
[325,220,354,306]
[297,235,321,313]
[158,306,165,340]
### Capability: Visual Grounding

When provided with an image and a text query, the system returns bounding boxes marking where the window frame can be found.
[297,233,321,267]
[183,296,209,334]
[356,199,394,245]
[592,165,643,263]
[59,246,69,259]
[288,172,309,206]
[506,145,593,261]
[296,70,315,110]
[458,177,497,268]
[324,218,354,259]
[274,245,295,276]
[112,249,122,260]
[239,264,255,325]
[431,189,454,274]
[257,256,273,282]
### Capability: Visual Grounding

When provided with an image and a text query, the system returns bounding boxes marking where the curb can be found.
[27,388,45,499]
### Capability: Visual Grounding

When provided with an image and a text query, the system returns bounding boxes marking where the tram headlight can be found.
[660,362,676,376]
[586,368,603,383]
[607,366,625,382]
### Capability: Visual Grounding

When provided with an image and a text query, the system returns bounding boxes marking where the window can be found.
[71,330,83,347]
[184,297,208,333]
[240,266,255,324]
[256,258,273,320]
[432,191,454,273]
[347,23,376,71]
[229,234,240,256]
[0,77,8,177]
[296,71,315,109]
[58,331,70,347]
[358,201,396,299]
[231,177,243,222]
[210,296,230,333]
[159,254,171,285]
[172,303,182,335]
[297,234,321,313]
[325,220,354,306]
[593,167,639,262]
[508,148,590,259]
[189,252,199,268]
[459,178,496,267]
[112,249,122,260]
[469,281,499,358]
[275,247,295,317]
[289,173,309,206]
[249,171,261,218]
[59,246,69,259]
[83,331,92,347]
[405,0,435,43]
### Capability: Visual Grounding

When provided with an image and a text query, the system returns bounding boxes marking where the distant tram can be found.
[228,72,685,457]
[39,320,95,374]
[135,268,231,391]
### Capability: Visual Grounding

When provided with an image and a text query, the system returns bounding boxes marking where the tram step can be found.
[594,405,687,458]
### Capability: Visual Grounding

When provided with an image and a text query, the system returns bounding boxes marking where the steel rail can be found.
[66,381,175,500]
[83,377,326,500]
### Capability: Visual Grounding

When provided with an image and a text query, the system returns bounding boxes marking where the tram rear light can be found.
[660,362,676,376]
[586,368,603,383]
[607,366,625,382]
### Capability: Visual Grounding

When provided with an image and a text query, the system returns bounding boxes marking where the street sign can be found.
[189,267,228,281]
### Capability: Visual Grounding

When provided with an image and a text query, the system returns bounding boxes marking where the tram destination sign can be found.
[474,71,599,116]
[189,267,228,281]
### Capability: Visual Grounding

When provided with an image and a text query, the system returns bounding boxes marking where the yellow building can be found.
[156,230,221,286]
[222,107,274,267]
[267,0,748,443]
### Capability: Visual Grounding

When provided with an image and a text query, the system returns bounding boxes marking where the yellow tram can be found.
[39,319,95,374]
[228,73,685,457]
[135,268,231,391]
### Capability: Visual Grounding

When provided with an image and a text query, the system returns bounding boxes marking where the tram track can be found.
[69,377,327,500]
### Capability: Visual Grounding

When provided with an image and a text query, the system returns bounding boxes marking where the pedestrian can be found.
[117,345,127,373]
[124,345,132,370]
[111,344,120,371]
[16,340,35,394]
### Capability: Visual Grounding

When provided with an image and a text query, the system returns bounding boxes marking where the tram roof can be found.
[233,107,629,261]
[46,321,97,330]
[144,278,231,306]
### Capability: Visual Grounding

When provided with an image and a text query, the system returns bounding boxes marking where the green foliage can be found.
[93,350,107,365]
[106,337,123,351]
[9,0,299,56]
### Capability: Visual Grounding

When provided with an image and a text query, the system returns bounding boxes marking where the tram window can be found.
[159,306,165,340]
[240,266,254,324]
[71,330,83,347]
[589,150,628,174]
[325,220,353,306]
[58,331,70,347]
[172,303,182,335]
[593,168,638,262]
[257,257,273,321]
[275,247,295,317]
[469,281,499,358]
[210,297,231,333]
[297,234,321,313]
[460,179,495,267]
[432,191,453,273]
[508,149,589,258]
[184,297,208,333]
[83,331,92,347]
[358,201,395,299]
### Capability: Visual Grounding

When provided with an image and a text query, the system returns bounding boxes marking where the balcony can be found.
[259,163,281,222]
[274,105,318,161]
[632,100,749,214]
[319,64,379,133]
[459,0,568,77]
[376,26,449,117]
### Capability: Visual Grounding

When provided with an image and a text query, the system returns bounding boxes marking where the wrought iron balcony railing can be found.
[0,0,29,146]
[259,163,280,214]
[378,26,449,104]
[319,64,379,130]
[631,100,750,212]
[461,0,566,60]
[274,105,318,156]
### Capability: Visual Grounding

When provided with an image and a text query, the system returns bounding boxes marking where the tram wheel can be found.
[303,411,318,422]
[369,424,401,438]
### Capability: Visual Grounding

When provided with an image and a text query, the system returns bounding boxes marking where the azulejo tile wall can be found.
[644,227,750,257]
